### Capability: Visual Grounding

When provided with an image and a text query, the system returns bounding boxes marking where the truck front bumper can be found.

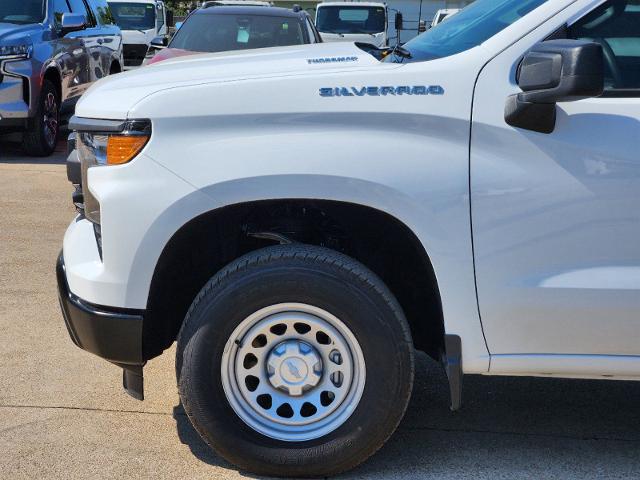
[123,43,149,68]
[0,58,34,130]
[56,252,146,400]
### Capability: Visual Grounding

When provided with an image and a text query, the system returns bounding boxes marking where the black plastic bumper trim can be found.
[69,116,127,133]
[56,252,146,399]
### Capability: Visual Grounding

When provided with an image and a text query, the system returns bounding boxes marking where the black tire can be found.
[22,79,60,157]
[176,244,415,477]
[109,62,122,75]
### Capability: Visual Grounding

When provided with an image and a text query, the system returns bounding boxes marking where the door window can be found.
[53,0,71,26]
[568,0,640,94]
[88,0,116,25]
[68,0,95,25]
[156,5,165,31]
[305,17,317,43]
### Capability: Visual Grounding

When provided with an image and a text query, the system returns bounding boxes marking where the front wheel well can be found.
[109,60,122,74]
[143,200,445,362]
[43,67,61,101]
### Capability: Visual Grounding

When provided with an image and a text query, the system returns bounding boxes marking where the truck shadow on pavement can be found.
[172,352,640,478]
[0,137,67,164]
[172,404,237,472]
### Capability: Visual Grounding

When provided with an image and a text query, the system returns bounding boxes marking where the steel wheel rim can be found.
[43,92,58,148]
[221,303,366,442]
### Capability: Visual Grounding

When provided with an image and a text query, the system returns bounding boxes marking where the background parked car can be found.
[0,0,123,156]
[205,1,274,5]
[145,5,321,65]
[108,0,174,69]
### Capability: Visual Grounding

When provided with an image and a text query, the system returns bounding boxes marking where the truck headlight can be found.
[0,44,32,59]
[76,120,151,224]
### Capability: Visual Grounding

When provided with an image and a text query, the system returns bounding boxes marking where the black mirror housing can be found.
[505,39,604,134]
[166,10,175,28]
[395,12,403,31]
[150,36,169,49]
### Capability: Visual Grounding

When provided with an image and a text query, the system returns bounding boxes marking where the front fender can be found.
[126,170,489,373]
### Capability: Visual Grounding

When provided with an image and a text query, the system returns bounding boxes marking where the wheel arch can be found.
[42,65,62,101]
[109,58,122,74]
[141,198,446,363]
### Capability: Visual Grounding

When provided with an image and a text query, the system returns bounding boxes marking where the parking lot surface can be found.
[1,139,640,480]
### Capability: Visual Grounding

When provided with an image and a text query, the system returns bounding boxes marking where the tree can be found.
[164,0,192,16]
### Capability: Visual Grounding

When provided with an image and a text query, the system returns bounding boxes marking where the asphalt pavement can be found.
[1,137,639,479]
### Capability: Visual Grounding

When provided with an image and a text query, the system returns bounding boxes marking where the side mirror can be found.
[61,13,87,36]
[150,36,169,49]
[166,10,175,28]
[394,12,403,31]
[505,39,604,134]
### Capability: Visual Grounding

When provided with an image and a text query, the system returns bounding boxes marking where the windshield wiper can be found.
[390,44,412,59]
[355,42,411,62]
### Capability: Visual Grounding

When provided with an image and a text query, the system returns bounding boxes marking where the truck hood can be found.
[0,22,39,45]
[121,28,156,45]
[76,42,387,119]
[320,32,386,49]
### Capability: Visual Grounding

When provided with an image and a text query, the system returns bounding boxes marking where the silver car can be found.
[0,0,123,156]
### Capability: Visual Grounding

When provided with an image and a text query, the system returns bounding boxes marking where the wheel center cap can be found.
[280,357,308,383]
[267,340,322,396]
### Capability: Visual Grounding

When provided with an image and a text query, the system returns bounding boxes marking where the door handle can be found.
[98,38,104,44]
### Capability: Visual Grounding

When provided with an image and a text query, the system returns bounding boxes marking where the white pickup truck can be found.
[315,1,389,48]
[58,0,640,476]
[108,0,173,68]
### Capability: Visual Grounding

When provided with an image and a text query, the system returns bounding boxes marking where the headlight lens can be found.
[0,44,32,59]
[77,120,151,224]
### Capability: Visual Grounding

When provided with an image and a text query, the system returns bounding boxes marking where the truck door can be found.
[87,0,121,75]
[52,0,90,107]
[471,0,640,371]
[68,0,108,81]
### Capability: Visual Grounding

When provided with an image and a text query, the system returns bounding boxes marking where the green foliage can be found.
[163,0,189,16]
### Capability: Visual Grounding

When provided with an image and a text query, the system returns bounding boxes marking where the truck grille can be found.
[123,44,149,67]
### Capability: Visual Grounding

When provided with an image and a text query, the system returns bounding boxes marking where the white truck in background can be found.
[431,8,460,27]
[108,0,174,69]
[315,1,388,48]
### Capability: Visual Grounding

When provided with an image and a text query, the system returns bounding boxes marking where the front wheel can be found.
[176,244,414,477]
[22,80,60,157]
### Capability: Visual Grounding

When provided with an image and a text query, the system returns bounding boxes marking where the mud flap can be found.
[122,365,144,400]
[444,334,463,411]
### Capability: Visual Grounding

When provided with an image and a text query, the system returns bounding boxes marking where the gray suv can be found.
[0,0,123,156]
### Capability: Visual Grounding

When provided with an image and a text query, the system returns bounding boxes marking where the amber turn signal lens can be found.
[106,135,149,165]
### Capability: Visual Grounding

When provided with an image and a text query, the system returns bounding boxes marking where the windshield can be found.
[108,2,156,30]
[0,0,45,25]
[169,13,306,52]
[391,0,549,62]
[316,6,386,35]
